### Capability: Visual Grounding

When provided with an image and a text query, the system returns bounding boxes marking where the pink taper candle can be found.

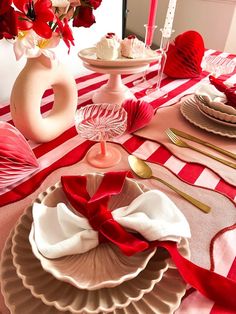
[146,0,158,46]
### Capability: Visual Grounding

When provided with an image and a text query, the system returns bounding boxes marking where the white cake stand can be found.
[78,47,161,104]
[83,62,148,104]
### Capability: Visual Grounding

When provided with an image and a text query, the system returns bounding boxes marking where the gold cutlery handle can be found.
[198,141,236,160]
[152,176,211,213]
[170,128,236,160]
[189,145,236,169]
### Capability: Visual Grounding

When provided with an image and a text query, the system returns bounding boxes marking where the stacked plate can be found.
[194,95,236,127]
[0,173,190,314]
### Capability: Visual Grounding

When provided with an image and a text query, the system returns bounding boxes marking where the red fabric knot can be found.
[87,205,113,231]
[61,173,149,256]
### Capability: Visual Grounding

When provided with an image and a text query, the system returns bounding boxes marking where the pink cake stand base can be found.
[83,63,148,104]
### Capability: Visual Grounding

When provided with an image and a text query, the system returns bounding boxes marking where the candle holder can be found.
[132,24,157,86]
[146,29,175,97]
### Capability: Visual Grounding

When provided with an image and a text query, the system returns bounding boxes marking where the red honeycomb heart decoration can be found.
[122,99,154,133]
[164,31,205,79]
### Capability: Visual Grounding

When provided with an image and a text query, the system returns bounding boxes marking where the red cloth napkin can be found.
[61,172,236,311]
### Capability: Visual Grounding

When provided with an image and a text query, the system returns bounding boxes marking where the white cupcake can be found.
[121,35,145,59]
[96,33,120,60]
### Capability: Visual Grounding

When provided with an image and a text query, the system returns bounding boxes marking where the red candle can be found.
[146,0,158,47]
[148,0,158,27]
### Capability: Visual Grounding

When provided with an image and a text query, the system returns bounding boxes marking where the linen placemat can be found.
[0,146,236,313]
[135,101,236,186]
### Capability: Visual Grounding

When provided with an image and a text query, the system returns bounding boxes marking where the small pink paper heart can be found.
[122,99,154,133]
[0,122,39,190]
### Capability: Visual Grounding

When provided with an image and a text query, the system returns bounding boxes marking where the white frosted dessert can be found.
[96,33,120,60]
[121,35,145,59]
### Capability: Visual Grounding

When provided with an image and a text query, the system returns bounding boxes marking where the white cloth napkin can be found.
[195,83,227,103]
[32,190,191,259]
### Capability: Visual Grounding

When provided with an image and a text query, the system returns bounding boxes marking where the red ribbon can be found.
[61,172,236,311]
[61,172,148,256]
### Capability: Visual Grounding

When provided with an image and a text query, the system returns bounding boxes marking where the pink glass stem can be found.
[100,140,107,156]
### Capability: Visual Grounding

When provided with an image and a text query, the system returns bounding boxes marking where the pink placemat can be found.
[135,101,236,186]
[1,145,236,313]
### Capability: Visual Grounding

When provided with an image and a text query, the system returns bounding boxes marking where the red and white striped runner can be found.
[2,50,235,205]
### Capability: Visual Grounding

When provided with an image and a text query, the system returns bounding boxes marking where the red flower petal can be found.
[15,11,33,30]
[13,0,28,14]
[73,6,95,28]
[33,19,52,38]
[0,6,18,39]
[87,0,102,9]
[0,0,12,15]
[34,0,54,22]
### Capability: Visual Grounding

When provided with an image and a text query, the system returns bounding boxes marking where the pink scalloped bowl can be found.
[195,97,236,124]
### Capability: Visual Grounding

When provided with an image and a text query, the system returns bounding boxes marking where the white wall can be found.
[127,0,236,52]
[225,4,236,52]
[0,0,123,104]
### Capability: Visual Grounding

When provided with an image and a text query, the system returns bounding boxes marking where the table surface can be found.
[0,49,236,314]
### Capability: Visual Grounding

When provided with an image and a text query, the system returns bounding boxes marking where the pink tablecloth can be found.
[1,49,236,313]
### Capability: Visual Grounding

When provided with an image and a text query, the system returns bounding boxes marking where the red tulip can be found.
[0,0,12,15]
[73,6,95,28]
[13,0,55,39]
[87,0,102,9]
[56,17,74,52]
[0,1,18,39]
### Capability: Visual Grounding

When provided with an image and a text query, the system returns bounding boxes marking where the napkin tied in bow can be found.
[32,172,236,311]
[33,172,190,258]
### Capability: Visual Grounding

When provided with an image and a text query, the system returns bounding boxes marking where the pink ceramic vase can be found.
[10,55,78,143]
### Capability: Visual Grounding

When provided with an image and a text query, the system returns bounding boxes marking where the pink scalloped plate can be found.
[2,211,189,314]
[6,173,190,314]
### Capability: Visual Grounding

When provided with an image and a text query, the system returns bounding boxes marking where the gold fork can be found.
[166,128,236,169]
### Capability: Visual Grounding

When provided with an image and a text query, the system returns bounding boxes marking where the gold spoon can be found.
[128,155,211,213]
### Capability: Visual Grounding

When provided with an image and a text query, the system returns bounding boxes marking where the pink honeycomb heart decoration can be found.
[0,122,39,190]
[122,99,154,133]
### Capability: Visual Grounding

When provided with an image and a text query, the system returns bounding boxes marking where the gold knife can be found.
[170,128,236,160]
